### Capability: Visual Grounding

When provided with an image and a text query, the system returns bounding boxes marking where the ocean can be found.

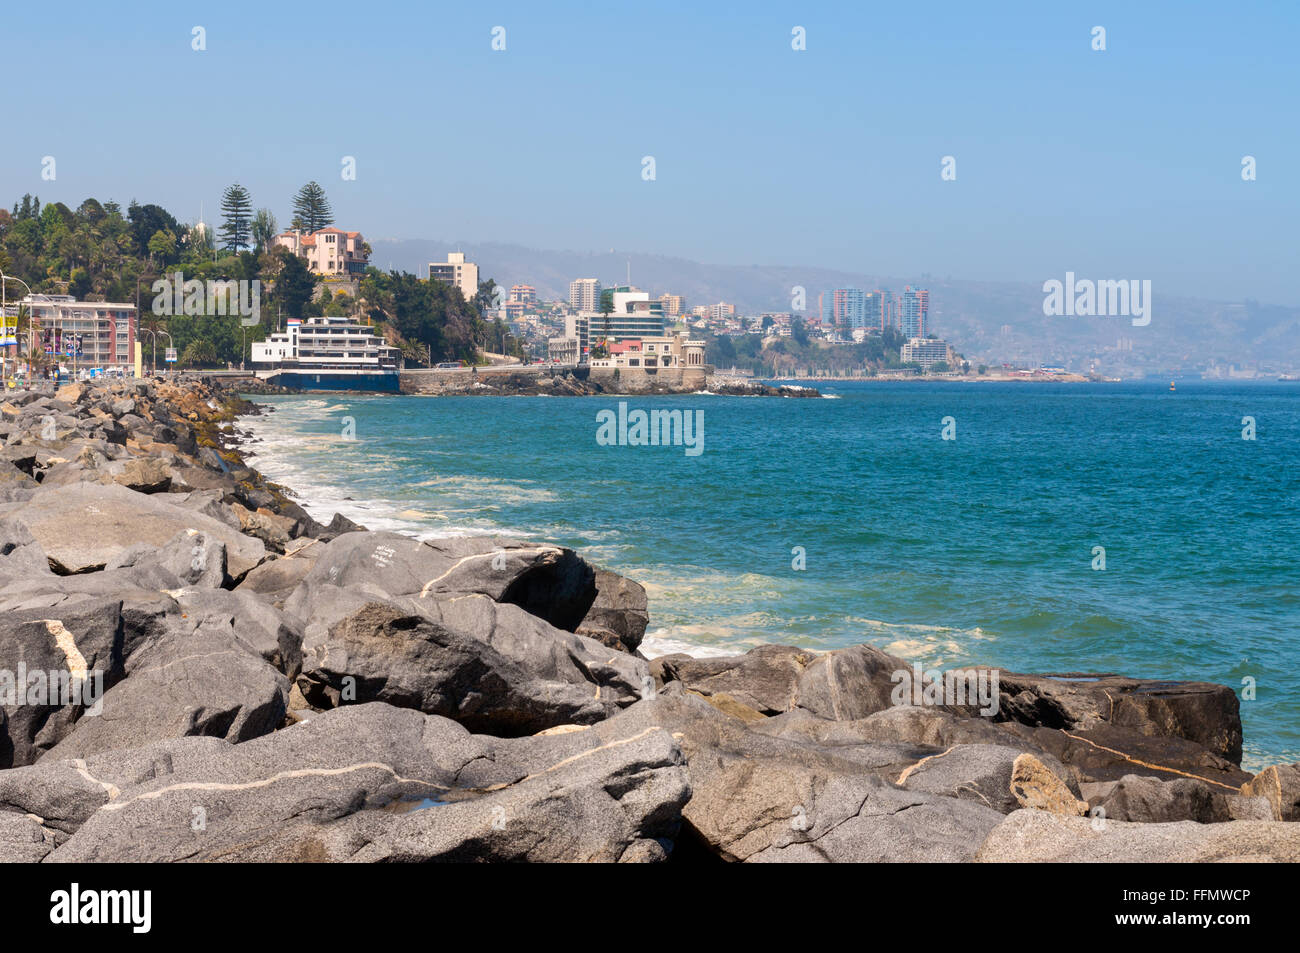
[240,381,1300,769]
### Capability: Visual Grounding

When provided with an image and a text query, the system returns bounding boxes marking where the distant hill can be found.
[371,239,1300,375]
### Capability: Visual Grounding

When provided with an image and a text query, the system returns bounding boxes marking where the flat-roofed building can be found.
[428,252,479,300]
[900,336,953,369]
[7,294,137,368]
[569,278,601,313]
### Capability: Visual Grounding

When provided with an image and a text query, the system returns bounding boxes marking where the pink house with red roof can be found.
[273,227,370,276]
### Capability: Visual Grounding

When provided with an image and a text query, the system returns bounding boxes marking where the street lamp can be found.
[0,271,34,387]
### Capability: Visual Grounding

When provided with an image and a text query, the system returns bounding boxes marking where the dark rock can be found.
[577,568,649,654]
[42,623,289,762]
[0,600,126,767]
[295,598,648,735]
[990,669,1243,764]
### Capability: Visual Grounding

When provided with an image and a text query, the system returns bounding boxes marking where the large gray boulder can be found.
[990,669,1244,764]
[652,642,908,720]
[976,809,1300,862]
[0,599,125,767]
[576,568,649,654]
[296,597,648,735]
[0,482,266,579]
[45,702,689,862]
[290,530,597,631]
[41,623,289,762]
[1089,773,1272,823]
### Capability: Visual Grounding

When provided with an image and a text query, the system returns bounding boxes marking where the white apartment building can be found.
[428,252,479,300]
[569,278,601,313]
[900,337,955,369]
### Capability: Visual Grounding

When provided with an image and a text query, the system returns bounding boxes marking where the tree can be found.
[273,249,316,319]
[291,182,334,232]
[148,229,177,265]
[218,184,253,251]
[181,339,217,367]
[251,209,278,252]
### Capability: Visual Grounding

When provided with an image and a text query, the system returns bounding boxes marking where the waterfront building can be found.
[547,336,579,364]
[428,252,480,300]
[274,228,370,276]
[6,294,136,369]
[586,333,706,370]
[900,336,953,369]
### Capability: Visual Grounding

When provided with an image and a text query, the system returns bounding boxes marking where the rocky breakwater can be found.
[0,376,1294,863]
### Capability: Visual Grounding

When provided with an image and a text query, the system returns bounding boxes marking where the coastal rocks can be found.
[617,693,1004,861]
[992,670,1243,765]
[288,530,598,632]
[652,642,904,720]
[0,482,266,579]
[45,703,689,863]
[41,623,289,762]
[995,720,1253,790]
[0,736,231,838]
[1240,763,1300,821]
[0,811,61,862]
[1087,773,1272,824]
[893,744,1081,816]
[975,810,1300,863]
[296,598,648,735]
[577,569,649,654]
[0,600,126,767]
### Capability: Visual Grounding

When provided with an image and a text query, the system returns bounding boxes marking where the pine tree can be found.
[218,184,253,251]
[291,181,334,232]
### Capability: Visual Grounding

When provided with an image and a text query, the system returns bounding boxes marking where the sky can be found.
[4,0,1297,304]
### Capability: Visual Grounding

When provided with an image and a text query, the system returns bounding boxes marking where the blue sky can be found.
[5,1,1297,303]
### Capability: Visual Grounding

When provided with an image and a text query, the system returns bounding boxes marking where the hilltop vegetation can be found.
[0,192,522,367]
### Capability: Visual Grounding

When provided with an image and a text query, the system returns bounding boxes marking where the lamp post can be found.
[158,331,173,378]
[0,272,34,387]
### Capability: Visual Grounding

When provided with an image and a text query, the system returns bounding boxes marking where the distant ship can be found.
[1280,374,1298,382]
[250,316,402,392]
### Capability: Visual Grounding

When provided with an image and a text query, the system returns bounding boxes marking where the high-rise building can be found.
[900,286,929,338]
[428,252,479,300]
[822,288,869,329]
[569,278,601,313]
[509,284,536,305]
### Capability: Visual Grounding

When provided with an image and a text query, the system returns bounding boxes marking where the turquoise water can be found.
[242,382,1300,769]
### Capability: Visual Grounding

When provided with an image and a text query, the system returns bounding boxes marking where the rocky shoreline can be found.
[0,375,1295,862]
